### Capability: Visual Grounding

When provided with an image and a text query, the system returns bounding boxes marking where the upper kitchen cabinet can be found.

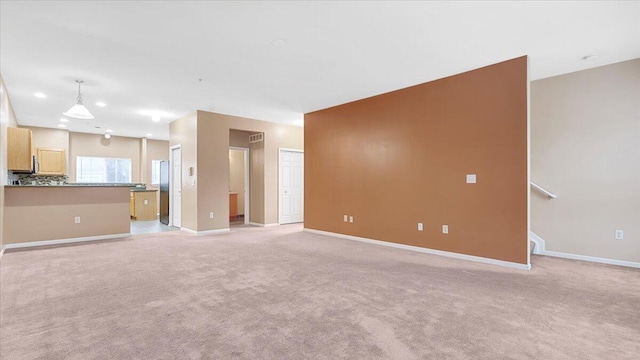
[7,127,33,172]
[37,148,66,175]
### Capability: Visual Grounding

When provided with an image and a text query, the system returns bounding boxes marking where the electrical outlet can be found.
[615,230,624,240]
[442,225,449,234]
[466,174,477,184]
[74,216,81,224]
[210,212,214,219]
[344,215,348,222]
[349,216,354,223]
[418,222,423,231]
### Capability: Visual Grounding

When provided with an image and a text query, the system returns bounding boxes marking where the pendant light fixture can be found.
[63,80,95,119]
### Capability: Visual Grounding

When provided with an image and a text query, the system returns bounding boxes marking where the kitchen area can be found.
[3,125,173,249]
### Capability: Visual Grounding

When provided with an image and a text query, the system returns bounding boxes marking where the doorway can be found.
[170,146,182,228]
[229,147,249,226]
[279,148,304,224]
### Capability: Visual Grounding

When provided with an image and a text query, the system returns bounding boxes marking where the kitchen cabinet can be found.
[7,127,33,172]
[36,148,66,175]
[229,193,238,219]
[130,190,158,221]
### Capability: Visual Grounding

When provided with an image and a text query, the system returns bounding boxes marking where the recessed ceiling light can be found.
[582,54,600,61]
[104,133,111,139]
[106,129,113,133]
[59,118,69,123]
[96,101,106,107]
[271,39,286,47]
[152,115,160,122]
[34,92,47,98]
[146,133,153,137]
[58,124,67,128]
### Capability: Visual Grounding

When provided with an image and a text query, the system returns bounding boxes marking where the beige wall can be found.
[3,187,130,244]
[24,126,70,174]
[531,58,640,263]
[69,132,142,182]
[170,110,303,231]
[229,149,245,215]
[305,57,529,265]
[0,73,19,251]
[169,111,198,230]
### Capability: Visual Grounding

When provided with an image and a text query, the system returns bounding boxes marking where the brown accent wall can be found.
[304,57,529,264]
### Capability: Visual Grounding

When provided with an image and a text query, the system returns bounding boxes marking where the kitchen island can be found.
[2,185,131,250]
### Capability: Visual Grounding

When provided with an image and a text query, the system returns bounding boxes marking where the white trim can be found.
[278,148,304,225]
[181,227,230,235]
[529,231,545,255]
[229,146,250,224]
[1,233,131,251]
[526,56,531,267]
[304,228,531,270]
[248,222,280,227]
[0,247,5,259]
[169,145,181,228]
[529,231,640,268]
[541,250,640,269]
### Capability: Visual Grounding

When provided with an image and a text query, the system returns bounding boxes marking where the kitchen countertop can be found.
[5,184,136,188]
[130,189,157,192]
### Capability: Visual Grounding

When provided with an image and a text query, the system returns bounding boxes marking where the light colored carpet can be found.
[1,224,638,359]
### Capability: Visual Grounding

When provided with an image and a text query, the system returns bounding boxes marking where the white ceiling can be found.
[1,1,639,140]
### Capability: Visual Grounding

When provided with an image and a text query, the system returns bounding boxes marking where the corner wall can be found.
[531,58,640,263]
[305,57,529,265]
[0,73,19,252]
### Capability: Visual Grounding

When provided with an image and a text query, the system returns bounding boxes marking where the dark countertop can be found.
[5,184,134,188]
[130,189,157,192]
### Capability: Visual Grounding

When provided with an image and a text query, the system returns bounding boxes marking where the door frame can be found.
[229,146,250,224]
[278,148,304,225]
[169,145,181,227]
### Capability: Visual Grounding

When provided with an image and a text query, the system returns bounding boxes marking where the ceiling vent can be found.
[249,133,264,143]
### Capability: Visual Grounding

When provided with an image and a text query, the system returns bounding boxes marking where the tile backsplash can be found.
[11,174,69,186]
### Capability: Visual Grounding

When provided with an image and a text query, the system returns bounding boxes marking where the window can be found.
[76,156,132,183]
[151,160,161,185]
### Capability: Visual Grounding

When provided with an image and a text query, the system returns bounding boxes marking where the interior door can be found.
[171,147,182,227]
[279,150,304,224]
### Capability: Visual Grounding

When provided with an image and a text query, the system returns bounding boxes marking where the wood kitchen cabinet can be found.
[36,148,66,175]
[130,190,158,221]
[229,193,238,219]
[7,127,33,172]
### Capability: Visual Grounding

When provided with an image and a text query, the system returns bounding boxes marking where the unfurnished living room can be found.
[0,1,639,359]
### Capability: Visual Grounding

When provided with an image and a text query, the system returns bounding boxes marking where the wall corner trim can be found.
[1,233,131,252]
[249,222,280,227]
[304,228,531,270]
[180,227,231,236]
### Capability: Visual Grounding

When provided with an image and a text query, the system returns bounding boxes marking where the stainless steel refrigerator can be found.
[159,160,170,225]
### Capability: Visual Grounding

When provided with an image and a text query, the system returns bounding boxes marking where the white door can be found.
[171,147,182,227]
[279,150,304,224]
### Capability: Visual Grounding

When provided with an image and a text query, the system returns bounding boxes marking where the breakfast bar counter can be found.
[2,185,131,249]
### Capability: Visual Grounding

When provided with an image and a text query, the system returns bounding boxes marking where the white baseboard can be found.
[304,228,531,270]
[248,222,280,227]
[181,227,230,235]
[530,231,640,269]
[1,233,131,252]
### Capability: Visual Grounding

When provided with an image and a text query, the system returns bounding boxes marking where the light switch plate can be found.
[466,174,477,184]
[615,230,624,240]
[418,223,423,231]
[349,216,354,223]
[442,225,449,234]
[144,199,148,205]
[344,215,348,222]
